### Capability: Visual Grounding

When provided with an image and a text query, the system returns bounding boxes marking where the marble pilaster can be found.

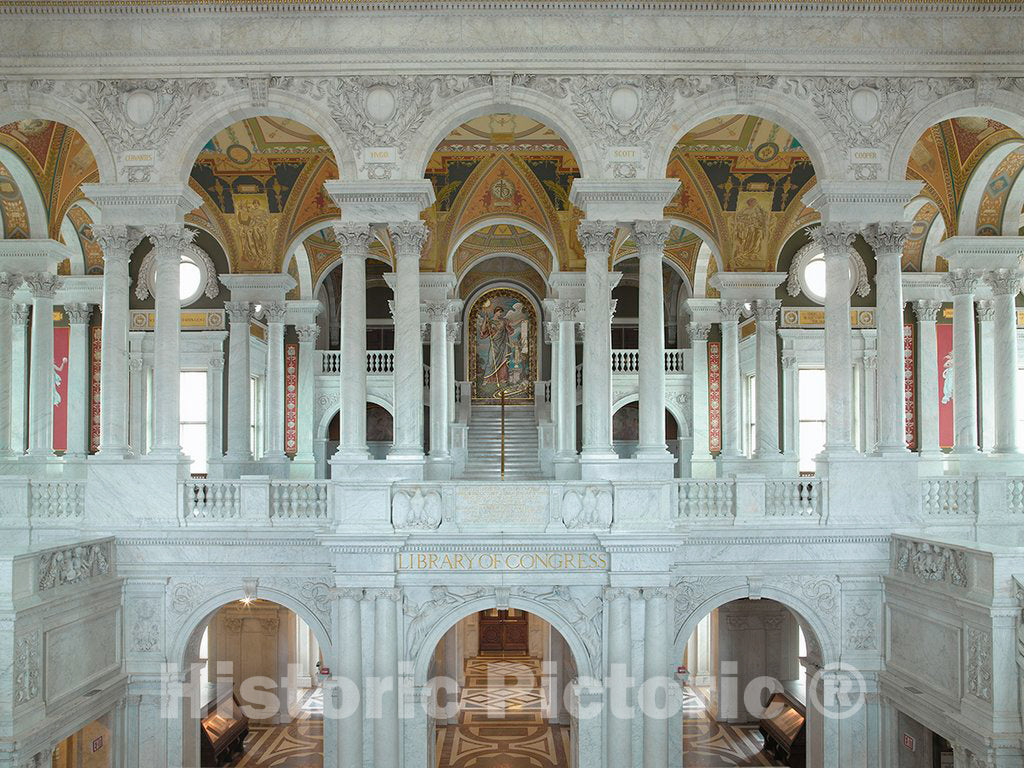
[92,225,139,458]
[578,220,618,462]
[985,269,1022,454]
[387,221,427,461]
[912,300,943,458]
[641,587,670,768]
[10,303,28,454]
[63,302,92,458]
[606,587,635,768]
[689,323,712,466]
[0,274,19,458]
[553,299,581,463]
[863,222,911,454]
[633,220,671,459]
[944,269,981,454]
[336,588,364,768]
[25,272,61,458]
[781,353,798,459]
[262,301,288,464]
[425,299,458,470]
[752,299,782,457]
[206,356,224,470]
[371,588,401,768]
[128,351,146,456]
[976,300,996,453]
[719,300,743,458]
[224,301,254,462]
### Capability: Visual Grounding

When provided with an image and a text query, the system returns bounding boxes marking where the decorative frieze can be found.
[392,487,444,530]
[14,632,40,705]
[966,625,993,702]
[893,539,969,589]
[38,541,112,591]
[561,485,613,530]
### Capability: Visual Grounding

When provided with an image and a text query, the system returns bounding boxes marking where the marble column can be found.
[92,225,138,457]
[371,588,400,768]
[10,303,28,454]
[446,322,460,421]
[25,272,61,457]
[147,225,194,457]
[814,224,857,453]
[545,318,559,435]
[388,221,427,459]
[64,302,92,458]
[337,588,364,768]
[642,587,670,768]
[206,356,224,467]
[752,299,782,457]
[425,300,455,461]
[944,269,981,454]
[0,273,19,458]
[719,300,743,457]
[129,352,146,455]
[862,352,878,453]
[263,302,287,461]
[224,301,254,462]
[863,223,911,453]
[606,588,634,768]
[781,354,798,458]
[294,324,319,470]
[689,323,712,463]
[554,299,580,459]
[333,224,372,461]
[913,300,942,457]
[578,220,618,459]
[986,269,1023,454]
[975,299,997,453]
[633,220,671,457]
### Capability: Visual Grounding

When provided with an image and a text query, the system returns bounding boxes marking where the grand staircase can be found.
[462,405,542,480]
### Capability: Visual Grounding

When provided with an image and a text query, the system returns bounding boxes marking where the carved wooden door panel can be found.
[478,610,529,653]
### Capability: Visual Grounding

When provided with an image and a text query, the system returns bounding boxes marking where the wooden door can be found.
[478,610,529,653]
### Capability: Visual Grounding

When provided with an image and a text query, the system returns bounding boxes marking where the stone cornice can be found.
[932,235,1024,272]
[81,183,203,226]
[570,179,680,222]
[0,239,74,273]
[219,273,296,302]
[710,272,787,299]
[324,180,435,223]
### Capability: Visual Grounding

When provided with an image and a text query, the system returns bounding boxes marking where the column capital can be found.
[12,303,29,326]
[368,587,402,602]
[689,322,711,341]
[943,268,981,296]
[752,298,782,323]
[975,299,996,322]
[577,220,617,255]
[91,224,141,264]
[543,320,556,344]
[810,222,858,258]
[24,272,61,298]
[389,220,428,259]
[295,323,320,343]
[263,301,288,324]
[129,353,144,373]
[781,353,798,369]
[144,223,196,257]
[423,299,458,322]
[334,587,365,602]
[551,297,582,322]
[631,219,672,258]
[224,301,254,326]
[207,356,224,371]
[862,221,912,257]
[863,351,878,370]
[64,302,93,325]
[0,271,22,299]
[912,299,942,322]
[332,222,375,257]
[446,322,462,344]
[604,587,641,602]
[642,586,674,601]
[984,268,1024,297]
[720,299,745,322]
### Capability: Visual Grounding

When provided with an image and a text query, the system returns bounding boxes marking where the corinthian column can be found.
[25,272,61,458]
[976,300,996,452]
[425,299,459,467]
[553,299,580,461]
[863,222,911,454]
[224,301,253,463]
[10,303,29,454]
[333,224,372,462]
[388,221,427,460]
[633,220,671,458]
[943,269,981,454]
[0,273,19,458]
[813,224,857,454]
[63,302,92,458]
[642,587,671,768]
[719,300,743,457]
[92,225,139,458]
[370,588,401,768]
[262,301,288,463]
[146,225,195,458]
[577,220,618,460]
[752,299,782,457]
[606,588,634,768]
[985,269,1022,454]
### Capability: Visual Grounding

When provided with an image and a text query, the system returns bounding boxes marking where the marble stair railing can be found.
[674,477,827,524]
[30,480,86,522]
[270,481,329,521]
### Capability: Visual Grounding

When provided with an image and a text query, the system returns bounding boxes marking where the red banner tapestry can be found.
[709,341,721,454]
[285,342,298,456]
[936,322,953,449]
[903,323,915,451]
[90,325,101,452]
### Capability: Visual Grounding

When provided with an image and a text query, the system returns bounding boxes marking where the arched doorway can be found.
[679,597,829,768]
[427,607,578,768]
[176,597,331,768]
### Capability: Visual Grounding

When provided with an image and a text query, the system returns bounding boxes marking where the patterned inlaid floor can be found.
[229,689,323,767]
[682,687,783,767]
[436,655,570,768]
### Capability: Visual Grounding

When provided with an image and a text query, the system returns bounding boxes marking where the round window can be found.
[179,256,204,303]
[799,251,853,305]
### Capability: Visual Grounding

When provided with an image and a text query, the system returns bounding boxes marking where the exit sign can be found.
[902,733,916,751]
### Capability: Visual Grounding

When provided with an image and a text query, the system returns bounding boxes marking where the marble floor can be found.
[228,688,323,767]
[435,654,571,768]
[682,686,783,767]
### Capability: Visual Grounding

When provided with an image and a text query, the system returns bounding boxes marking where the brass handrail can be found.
[500,389,506,480]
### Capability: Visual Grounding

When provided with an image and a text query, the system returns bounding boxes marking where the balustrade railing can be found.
[30,480,86,520]
[319,350,396,374]
[270,481,328,520]
[611,349,640,373]
[920,478,976,517]
[1008,479,1024,514]
[765,479,821,517]
[677,480,734,520]
[183,480,242,520]
[665,350,686,372]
